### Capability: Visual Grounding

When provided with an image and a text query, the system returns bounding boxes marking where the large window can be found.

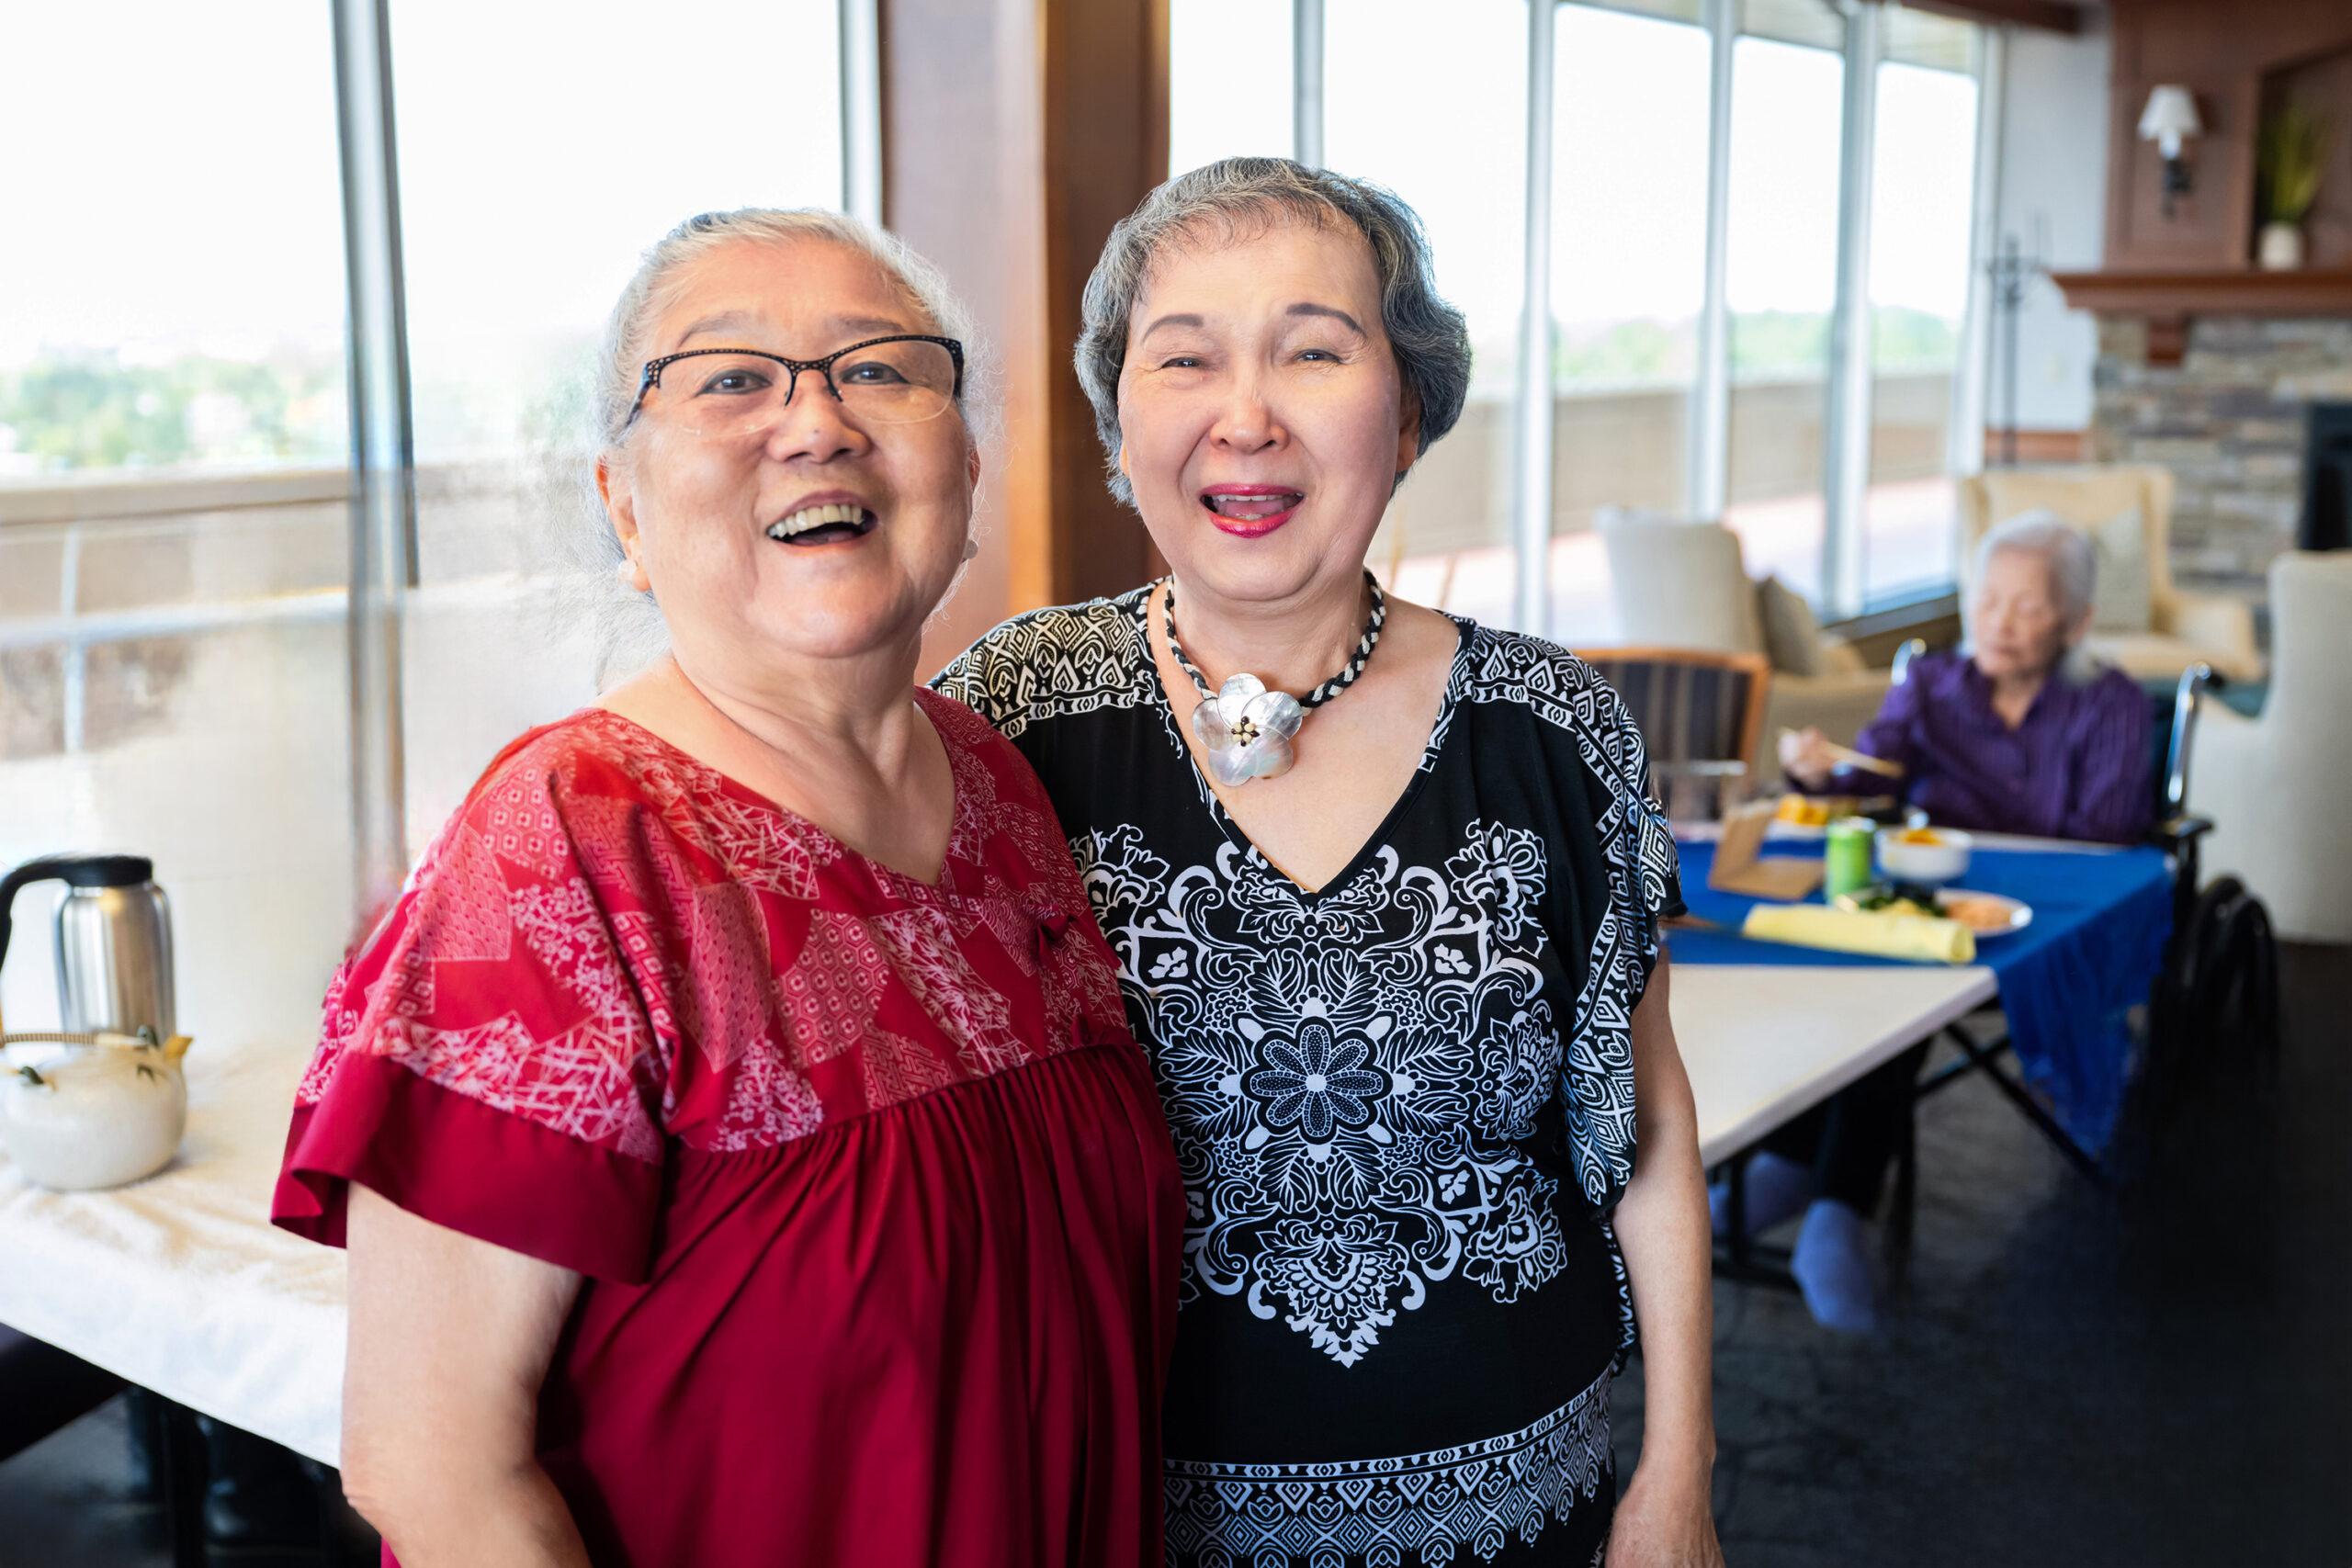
[1168,0,1294,175]
[1165,0,1993,628]
[1723,30,1848,604]
[388,0,845,843]
[0,2,355,1045]
[0,4,851,1046]
[1327,0,1530,629]
[1863,14,1983,601]
[1550,2,1714,632]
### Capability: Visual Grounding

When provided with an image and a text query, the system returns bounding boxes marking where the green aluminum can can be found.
[1824,817,1876,901]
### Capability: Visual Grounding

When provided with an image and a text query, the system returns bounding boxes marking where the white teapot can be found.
[1,1032,190,1191]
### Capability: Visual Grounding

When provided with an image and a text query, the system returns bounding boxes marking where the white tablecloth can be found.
[0,962,1991,1467]
[0,1043,345,1464]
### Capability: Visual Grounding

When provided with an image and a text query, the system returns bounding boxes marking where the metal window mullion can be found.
[1689,0,1736,520]
[1821,0,1880,617]
[1950,23,2004,483]
[59,528,85,753]
[840,0,882,223]
[1512,0,1557,636]
[1293,0,1325,165]
[332,0,416,917]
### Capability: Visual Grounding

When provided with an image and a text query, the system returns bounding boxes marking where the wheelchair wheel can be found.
[2157,876,2282,1080]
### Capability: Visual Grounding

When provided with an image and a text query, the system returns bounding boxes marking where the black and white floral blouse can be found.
[935,585,1683,1567]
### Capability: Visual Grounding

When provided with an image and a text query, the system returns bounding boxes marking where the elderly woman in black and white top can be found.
[939,158,1721,1567]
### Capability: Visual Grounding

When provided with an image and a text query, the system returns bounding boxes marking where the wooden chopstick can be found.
[1783,728,1905,778]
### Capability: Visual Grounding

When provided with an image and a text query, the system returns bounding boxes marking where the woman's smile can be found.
[1201,482,1305,536]
[765,487,880,546]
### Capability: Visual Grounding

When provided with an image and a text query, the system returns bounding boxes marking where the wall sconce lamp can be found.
[2138,85,2202,218]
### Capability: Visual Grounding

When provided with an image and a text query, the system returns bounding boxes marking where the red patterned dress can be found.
[273,691,1183,1568]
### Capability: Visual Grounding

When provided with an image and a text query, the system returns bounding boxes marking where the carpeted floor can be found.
[1617,940,2352,1568]
[5,947,2346,1568]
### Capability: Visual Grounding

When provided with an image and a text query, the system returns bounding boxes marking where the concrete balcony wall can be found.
[1377,371,1955,564]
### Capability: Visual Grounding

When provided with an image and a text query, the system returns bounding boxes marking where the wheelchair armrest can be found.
[2151,814,2212,853]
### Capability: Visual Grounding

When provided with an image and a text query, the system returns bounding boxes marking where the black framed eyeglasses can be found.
[626,334,966,433]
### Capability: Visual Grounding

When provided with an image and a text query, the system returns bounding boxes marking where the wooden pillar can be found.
[885,0,1170,673]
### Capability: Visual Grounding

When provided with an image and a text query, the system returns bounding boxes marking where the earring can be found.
[961,536,980,562]
[616,557,645,592]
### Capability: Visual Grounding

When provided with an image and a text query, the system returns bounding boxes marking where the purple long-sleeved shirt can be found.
[1828,650,2154,845]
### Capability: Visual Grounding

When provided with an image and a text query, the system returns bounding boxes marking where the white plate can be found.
[1936,888,2032,938]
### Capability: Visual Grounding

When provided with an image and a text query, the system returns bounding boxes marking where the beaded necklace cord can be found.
[1159,570,1386,786]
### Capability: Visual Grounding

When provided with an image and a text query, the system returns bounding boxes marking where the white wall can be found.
[1993,17,2111,434]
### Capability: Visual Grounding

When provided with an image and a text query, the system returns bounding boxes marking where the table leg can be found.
[156,1399,208,1568]
[1887,1095,1918,1286]
[1725,1156,1750,1270]
[1711,1152,1801,1292]
[1931,1022,2111,1189]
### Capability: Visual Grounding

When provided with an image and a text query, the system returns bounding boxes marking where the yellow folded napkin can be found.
[1741,903,1977,964]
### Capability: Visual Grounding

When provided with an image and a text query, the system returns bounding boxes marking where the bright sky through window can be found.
[1168,0,1294,175]
[0,3,345,368]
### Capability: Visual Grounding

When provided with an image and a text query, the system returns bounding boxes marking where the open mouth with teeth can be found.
[1200,487,1305,536]
[765,502,877,546]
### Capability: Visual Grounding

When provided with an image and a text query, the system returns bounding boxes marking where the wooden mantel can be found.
[2050,268,2352,364]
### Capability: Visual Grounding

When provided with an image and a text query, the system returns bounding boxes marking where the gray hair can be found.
[1074,157,1472,506]
[1971,510,2104,682]
[553,208,995,684]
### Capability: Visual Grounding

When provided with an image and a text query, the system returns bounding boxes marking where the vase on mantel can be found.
[2256,221,2305,271]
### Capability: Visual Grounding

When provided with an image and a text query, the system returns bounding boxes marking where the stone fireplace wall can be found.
[2091,314,2352,595]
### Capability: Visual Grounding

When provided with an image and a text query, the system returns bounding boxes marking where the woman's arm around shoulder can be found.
[341,1186,592,1566]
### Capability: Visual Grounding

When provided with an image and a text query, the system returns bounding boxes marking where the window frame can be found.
[1276,0,2001,631]
[330,0,868,903]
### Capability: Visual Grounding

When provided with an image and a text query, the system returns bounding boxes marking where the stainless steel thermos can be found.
[0,854,176,1039]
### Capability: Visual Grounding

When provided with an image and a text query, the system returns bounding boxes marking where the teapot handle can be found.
[0,853,158,976]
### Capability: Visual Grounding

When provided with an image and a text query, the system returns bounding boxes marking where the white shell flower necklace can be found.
[1161,571,1386,786]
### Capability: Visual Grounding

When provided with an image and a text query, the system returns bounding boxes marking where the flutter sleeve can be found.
[1588,671,1687,983]
[272,745,670,1283]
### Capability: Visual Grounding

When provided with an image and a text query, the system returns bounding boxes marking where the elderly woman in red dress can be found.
[272,209,1182,1567]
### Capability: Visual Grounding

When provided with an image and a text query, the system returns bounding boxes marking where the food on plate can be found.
[1774,794,1900,827]
[1938,893,2018,932]
[1835,884,2019,933]
[1776,795,1837,826]
[1836,886,1937,919]
[1894,828,1949,846]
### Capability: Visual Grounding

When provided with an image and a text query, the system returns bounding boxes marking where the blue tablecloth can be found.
[1667,839,2174,1155]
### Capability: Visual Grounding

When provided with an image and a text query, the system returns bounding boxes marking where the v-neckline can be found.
[1131,586,1476,903]
[579,695,971,898]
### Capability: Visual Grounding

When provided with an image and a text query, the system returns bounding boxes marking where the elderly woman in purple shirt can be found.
[1782,511,2154,842]
[1723,513,2154,1331]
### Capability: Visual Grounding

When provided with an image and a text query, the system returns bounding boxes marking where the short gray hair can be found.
[555,208,994,683]
[1074,157,1472,506]
[1977,510,2098,624]
[1973,510,2104,682]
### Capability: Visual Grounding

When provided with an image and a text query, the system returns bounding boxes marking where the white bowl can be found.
[1875,826,1973,886]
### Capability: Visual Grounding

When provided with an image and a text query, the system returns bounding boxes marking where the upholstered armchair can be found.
[1597,513,1891,788]
[2191,551,2352,943]
[1956,466,2264,682]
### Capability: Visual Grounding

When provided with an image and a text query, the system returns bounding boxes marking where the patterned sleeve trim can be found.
[928,592,1157,741]
[1457,626,1687,1209]
[273,1050,663,1282]
[295,727,671,1164]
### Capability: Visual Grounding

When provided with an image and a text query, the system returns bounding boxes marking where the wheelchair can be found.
[1877,646,2284,1172]
[2140,663,2283,1121]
